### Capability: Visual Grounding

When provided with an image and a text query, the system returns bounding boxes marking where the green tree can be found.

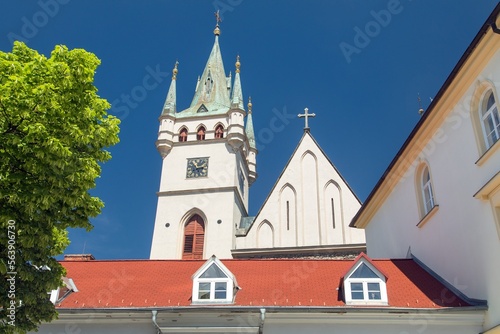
[0,42,120,333]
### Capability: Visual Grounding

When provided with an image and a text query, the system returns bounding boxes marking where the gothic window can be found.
[480,91,500,149]
[197,126,206,141]
[182,215,205,260]
[331,198,336,229]
[179,128,188,142]
[215,125,224,139]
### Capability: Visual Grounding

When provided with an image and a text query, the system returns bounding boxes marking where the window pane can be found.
[351,282,364,299]
[351,291,364,300]
[368,283,381,300]
[214,282,227,299]
[350,263,379,279]
[200,264,227,278]
[198,282,210,299]
[351,282,363,290]
[487,93,495,111]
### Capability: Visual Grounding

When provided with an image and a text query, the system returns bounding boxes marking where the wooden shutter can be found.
[182,215,205,260]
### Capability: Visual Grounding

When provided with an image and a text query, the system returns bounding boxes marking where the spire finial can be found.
[214,10,221,36]
[248,96,252,113]
[172,61,179,80]
[235,55,241,73]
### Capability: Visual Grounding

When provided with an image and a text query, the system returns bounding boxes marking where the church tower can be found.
[150,22,257,260]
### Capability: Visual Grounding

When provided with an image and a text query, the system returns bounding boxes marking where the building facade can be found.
[351,4,500,333]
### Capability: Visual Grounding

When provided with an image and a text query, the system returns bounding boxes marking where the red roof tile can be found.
[58,258,470,309]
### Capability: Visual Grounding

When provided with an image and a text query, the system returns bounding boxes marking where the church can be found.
[148,22,365,260]
[35,4,500,334]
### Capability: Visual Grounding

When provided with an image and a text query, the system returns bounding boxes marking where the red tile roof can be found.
[58,258,470,309]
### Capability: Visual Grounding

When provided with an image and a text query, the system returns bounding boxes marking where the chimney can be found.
[63,254,95,261]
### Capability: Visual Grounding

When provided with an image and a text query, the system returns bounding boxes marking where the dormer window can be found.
[343,253,388,305]
[192,256,237,304]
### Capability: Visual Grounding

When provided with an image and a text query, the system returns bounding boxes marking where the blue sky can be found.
[1,1,498,259]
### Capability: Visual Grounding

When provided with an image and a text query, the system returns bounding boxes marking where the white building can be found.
[38,253,485,334]
[351,4,500,333]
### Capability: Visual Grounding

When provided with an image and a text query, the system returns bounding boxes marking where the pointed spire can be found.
[189,19,229,110]
[231,55,244,110]
[246,97,256,149]
[162,61,178,115]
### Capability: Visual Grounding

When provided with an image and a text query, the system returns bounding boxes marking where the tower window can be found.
[197,127,206,141]
[179,128,188,142]
[215,125,224,139]
[182,214,205,260]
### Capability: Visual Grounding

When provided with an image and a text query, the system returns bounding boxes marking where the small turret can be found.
[227,56,246,149]
[156,62,178,157]
[245,97,258,184]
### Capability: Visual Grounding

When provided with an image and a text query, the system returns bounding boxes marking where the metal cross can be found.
[298,107,316,130]
[214,10,222,24]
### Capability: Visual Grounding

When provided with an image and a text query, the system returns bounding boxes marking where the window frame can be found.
[471,83,500,165]
[344,259,388,305]
[179,127,188,142]
[197,126,206,141]
[480,91,500,150]
[215,124,224,139]
[421,166,435,214]
[415,163,438,221]
[192,257,236,304]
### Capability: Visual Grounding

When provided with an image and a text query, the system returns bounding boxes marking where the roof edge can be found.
[411,254,488,307]
[351,2,500,228]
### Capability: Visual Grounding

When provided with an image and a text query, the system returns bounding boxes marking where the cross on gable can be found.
[298,107,316,130]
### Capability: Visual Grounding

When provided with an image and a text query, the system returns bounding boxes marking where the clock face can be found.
[186,157,209,178]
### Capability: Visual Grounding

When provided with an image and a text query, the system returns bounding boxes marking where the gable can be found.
[236,131,365,250]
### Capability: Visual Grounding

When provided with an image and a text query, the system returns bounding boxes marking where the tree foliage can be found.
[0,42,120,333]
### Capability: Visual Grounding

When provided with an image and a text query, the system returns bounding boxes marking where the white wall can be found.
[236,133,365,250]
[364,49,500,330]
[150,139,248,259]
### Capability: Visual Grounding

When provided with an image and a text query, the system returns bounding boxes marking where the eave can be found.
[351,3,500,229]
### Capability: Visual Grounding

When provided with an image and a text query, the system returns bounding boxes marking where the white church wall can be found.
[363,48,500,330]
[150,190,243,259]
[236,133,365,250]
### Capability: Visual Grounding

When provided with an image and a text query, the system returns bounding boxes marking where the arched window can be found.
[481,91,500,149]
[215,125,224,139]
[197,127,206,141]
[179,128,188,142]
[421,166,435,215]
[182,214,205,260]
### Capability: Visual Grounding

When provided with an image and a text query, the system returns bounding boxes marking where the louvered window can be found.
[182,215,205,260]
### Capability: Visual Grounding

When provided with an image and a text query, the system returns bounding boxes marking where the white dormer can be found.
[192,256,237,304]
[343,253,388,305]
